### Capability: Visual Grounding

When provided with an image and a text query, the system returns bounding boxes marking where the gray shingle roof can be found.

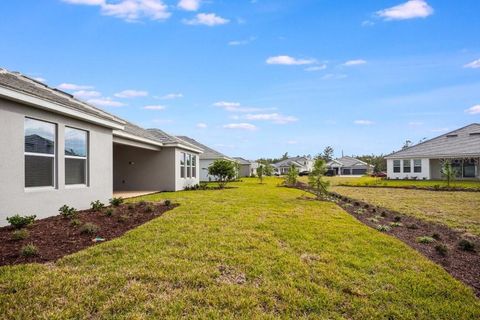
[274,156,310,168]
[329,156,370,167]
[0,69,123,125]
[233,157,253,165]
[385,123,480,159]
[176,136,230,160]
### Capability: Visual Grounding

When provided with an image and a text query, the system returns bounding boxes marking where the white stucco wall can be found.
[0,98,113,226]
[200,159,215,181]
[386,158,430,180]
[174,148,200,190]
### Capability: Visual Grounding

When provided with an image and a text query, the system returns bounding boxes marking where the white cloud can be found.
[228,37,256,46]
[58,83,93,90]
[213,101,273,113]
[465,105,480,115]
[114,89,148,98]
[183,13,229,26]
[143,105,166,110]
[266,55,316,66]
[196,122,208,128]
[354,120,374,125]
[157,93,183,100]
[223,123,257,131]
[178,0,200,11]
[377,0,433,21]
[361,20,375,27]
[343,59,367,66]
[88,98,125,107]
[305,64,327,72]
[63,0,171,22]
[73,90,102,98]
[245,113,298,124]
[464,59,480,69]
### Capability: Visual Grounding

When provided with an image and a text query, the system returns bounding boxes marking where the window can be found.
[393,160,401,173]
[192,155,197,178]
[403,160,411,173]
[24,118,56,188]
[186,154,191,178]
[180,152,186,178]
[413,159,422,173]
[65,127,88,185]
[463,159,476,178]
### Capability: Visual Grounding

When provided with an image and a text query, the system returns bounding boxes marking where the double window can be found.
[393,160,401,173]
[180,152,197,178]
[65,127,88,185]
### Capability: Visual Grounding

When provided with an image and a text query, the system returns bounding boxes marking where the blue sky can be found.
[1,0,479,159]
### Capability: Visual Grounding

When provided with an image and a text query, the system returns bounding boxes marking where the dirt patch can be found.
[0,201,177,266]
[295,183,480,297]
[216,265,247,285]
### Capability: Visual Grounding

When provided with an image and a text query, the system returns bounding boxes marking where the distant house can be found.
[385,124,480,180]
[273,156,313,175]
[327,156,373,176]
[176,136,235,182]
[233,157,259,177]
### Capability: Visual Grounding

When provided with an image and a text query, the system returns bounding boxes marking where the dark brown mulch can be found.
[294,183,480,297]
[0,201,177,266]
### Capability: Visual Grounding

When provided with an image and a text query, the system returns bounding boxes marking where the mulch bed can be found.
[294,183,480,297]
[0,201,177,266]
[337,184,480,192]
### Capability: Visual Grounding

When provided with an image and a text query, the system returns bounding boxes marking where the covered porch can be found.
[430,158,480,180]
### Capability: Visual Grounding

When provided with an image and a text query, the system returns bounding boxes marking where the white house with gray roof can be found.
[385,124,480,180]
[273,156,313,175]
[233,157,259,177]
[0,68,202,225]
[327,156,373,176]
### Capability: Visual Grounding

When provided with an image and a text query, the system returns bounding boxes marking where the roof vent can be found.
[446,134,458,138]
[470,132,480,136]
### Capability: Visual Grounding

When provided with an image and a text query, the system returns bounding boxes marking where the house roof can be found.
[385,123,480,159]
[176,136,232,160]
[0,69,124,128]
[328,156,371,168]
[233,157,254,165]
[274,156,311,168]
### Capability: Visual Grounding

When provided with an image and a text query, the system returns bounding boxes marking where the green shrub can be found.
[12,229,29,240]
[407,223,418,229]
[144,205,154,213]
[368,217,379,223]
[117,214,129,223]
[164,199,171,206]
[70,219,82,227]
[376,225,391,232]
[390,222,403,227]
[104,208,114,216]
[435,244,448,256]
[6,214,36,229]
[109,197,124,207]
[20,244,38,257]
[59,205,77,219]
[127,204,135,210]
[90,200,104,211]
[79,223,99,235]
[458,239,475,252]
[432,233,441,240]
[138,200,147,206]
[417,236,435,244]
[380,211,388,217]
[394,216,402,222]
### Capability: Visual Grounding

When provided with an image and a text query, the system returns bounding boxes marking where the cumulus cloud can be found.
[73,90,102,99]
[223,123,257,131]
[178,0,201,11]
[213,101,273,113]
[245,113,298,124]
[196,122,208,128]
[266,55,316,65]
[354,120,374,125]
[157,93,183,100]
[87,98,125,107]
[143,105,166,110]
[305,64,327,72]
[464,59,480,69]
[183,13,229,26]
[465,105,480,115]
[228,37,256,46]
[62,0,171,22]
[114,89,148,98]
[57,83,94,90]
[377,0,433,21]
[343,59,367,66]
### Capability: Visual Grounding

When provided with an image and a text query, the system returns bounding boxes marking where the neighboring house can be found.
[233,157,259,177]
[327,156,373,176]
[273,156,313,175]
[176,136,235,182]
[385,124,480,180]
[0,68,202,225]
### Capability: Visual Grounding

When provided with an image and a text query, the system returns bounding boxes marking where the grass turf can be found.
[1,178,479,319]
[332,186,480,237]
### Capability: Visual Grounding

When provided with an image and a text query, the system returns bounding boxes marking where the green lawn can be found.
[321,176,480,189]
[1,178,479,319]
[332,186,480,237]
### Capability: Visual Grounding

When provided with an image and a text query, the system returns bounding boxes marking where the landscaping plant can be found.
[79,223,99,235]
[441,160,457,187]
[12,229,29,240]
[208,159,236,189]
[59,205,77,219]
[90,200,105,211]
[20,244,38,257]
[308,158,330,199]
[6,214,36,229]
[256,165,264,184]
[284,164,299,187]
[109,197,124,207]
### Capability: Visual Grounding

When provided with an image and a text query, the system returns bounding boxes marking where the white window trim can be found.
[180,152,186,178]
[65,127,89,186]
[413,159,422,173]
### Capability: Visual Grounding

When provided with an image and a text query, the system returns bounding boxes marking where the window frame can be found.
[24,117,57,190]
[413,159,422,173]
[192,155,197,178]
[403,159,411,173]
[64,126,89,187]
[393,160,401,173]
[180,152,186,178]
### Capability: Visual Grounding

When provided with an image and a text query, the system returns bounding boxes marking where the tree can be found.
[256,165,265,184]
[263,163,274,176]
[308,158,330,198]
[402,140,412,150]
[321,146,334,162]
[208,160,236,188]
[441,160,457,187]
[284,164,299,186]
[281,152,289,160]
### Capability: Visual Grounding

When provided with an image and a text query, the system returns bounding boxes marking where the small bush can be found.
[364,204,369,209]
[90,200,104,211]
[417,236,435,244]
[138,200,147,206]
[164,199,172,206]
[380,211,388,217]
[144,205,154,213]
[368,217,379,223]
[435,244,448,256]
[117,214,129,223]
[6,214,36,229]
[394,216,402,222]
[353,201,360,206]
[70,219,82,227]
[458,239,475,252]
[12,229,29,240]
[354,208,366,215]
[127,204,135,210]
[432,233,441,240]
[407,223,419,229]
[59,205,77,219]
[104,208,114,216]
[20,244,38,257]
[376,225,391,232]
[109,197,124,207]
[390,222,403,227]
[79,223,99,235]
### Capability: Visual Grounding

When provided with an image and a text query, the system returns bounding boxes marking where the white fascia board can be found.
[113,130,164,147]
[163,143,204,154]
[386,153,480,160]
[0,86,125,130]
